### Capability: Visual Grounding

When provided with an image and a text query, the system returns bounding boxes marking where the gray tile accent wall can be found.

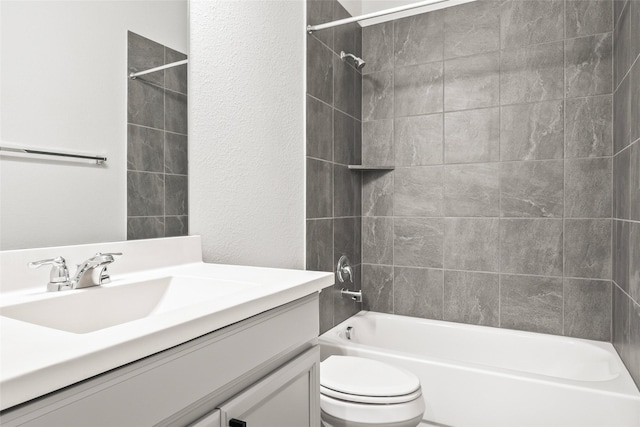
[612,0,640,389]
[307,1,363,334]
[361,0,615,343]
[127,32,188,240]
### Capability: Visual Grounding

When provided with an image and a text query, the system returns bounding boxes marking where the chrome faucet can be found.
[29,252,121,291]
[72,253,121,289]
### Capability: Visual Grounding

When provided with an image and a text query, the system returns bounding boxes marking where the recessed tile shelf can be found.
[348,165,395,171]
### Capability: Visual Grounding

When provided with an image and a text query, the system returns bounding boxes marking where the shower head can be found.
[340,51,366,70]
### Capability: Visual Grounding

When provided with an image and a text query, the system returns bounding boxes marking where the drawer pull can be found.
[229,419,247,427]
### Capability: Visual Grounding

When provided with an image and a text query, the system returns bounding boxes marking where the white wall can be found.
[0,1,187,250]
[190,0,305,269]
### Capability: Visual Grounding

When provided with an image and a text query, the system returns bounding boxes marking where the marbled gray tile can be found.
[444,108,500,163]
[500,219,563,276]
[630,222,640,301]
[501,274,563,334]
[165,48,188,95]
[500,160,564,217]
[394,114,443,166]
[444,163,500,217]
[565,219,612,280]
[319,285,335,334]
[165,216,188,237]
[613,73,631,154]
[630,141,640,220]
[394,10,444,67]
[165,90,188,134]
[500,41,564,104]
[565,95,613,158]
[334,165,361,217]
[564,278,612,341]
[334,109,357,165]
[362,171,394,217]
[354,119,362,165]
[443,270,499,326]
[566,0,613,38]
[394,166,443,216]
[334,216,361,267]
[614,147,630,219]
[128,79,164,129]
[306,219,333,272]
[629,301,640,387]
[630,0,640,64]
[333,1,358,61]
[307,95,333,162]
[500,101,564,161]
[394,267,444,319]
[394,218,444,268]
[614,0,632,87]
[395,63,444,117]
[307,35,333,105]
[165,132,188,175]
[612,284,631,363]
[127,124,164,172]
[362,22,394,74]
[614,0,626,24]
[444,52,500,111]
[565,157,612,218]
[307,0,334,48]
[631,61,640,150]
[128,31,164,87]
[165,174,188,215]
[127,171,164,216]
[127,216,164,240]
[500,0,564,49]
[334,55,359,119]
[306,158,332,219]
[566,33,613,98]
[444,218,500,272]
[363,217,394,265]
[444,0,500,59]
[613,220,630,293]
[363,71,394,121]
[362,119,394,166]
[362,264,394,313]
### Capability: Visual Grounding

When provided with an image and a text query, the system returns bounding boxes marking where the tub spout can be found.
[341,288,362,303]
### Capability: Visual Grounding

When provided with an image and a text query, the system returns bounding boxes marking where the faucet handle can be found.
[94,252,122,284]
[28,256,71,291]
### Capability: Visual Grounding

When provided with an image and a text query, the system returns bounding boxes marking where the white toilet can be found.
[320,355,425,427]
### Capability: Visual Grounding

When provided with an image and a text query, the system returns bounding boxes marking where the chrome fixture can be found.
[341,288,363,303]
[346,326,354,340]
[28,256,72,292]
[307,0,473,33]
[0,145,107,165]
[72,253,122,289]
[340,51,366,70]
[29,252,122,291]
[129,59,188,80]
[337,255,354,283]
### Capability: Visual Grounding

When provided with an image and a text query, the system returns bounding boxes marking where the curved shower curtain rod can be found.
[307,0,473,33]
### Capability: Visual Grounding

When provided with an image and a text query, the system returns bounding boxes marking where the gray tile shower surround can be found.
[306,0,638,388]
[127,32,189,240]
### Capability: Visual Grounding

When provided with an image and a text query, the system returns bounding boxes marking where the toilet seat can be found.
[320,385,423,404]
[320,355,421,399]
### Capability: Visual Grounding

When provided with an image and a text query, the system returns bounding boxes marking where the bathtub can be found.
[319,311,640,427]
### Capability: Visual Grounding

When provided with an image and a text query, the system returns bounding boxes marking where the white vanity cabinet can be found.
[0,295,321,427]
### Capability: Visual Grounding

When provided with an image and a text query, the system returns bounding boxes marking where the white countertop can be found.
[0,237,333,411]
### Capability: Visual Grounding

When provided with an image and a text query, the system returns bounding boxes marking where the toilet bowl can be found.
[320,355,425,427]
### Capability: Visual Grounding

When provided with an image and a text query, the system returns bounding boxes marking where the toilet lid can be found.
[320,356,420,398]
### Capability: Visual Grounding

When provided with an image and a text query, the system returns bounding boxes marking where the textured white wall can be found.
[0,1,187,250]
[189,0,306,269]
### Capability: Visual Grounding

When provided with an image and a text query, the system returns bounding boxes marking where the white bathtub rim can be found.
[320,311,640,399]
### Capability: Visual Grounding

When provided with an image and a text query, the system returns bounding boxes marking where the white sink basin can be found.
[0,276,258,334]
